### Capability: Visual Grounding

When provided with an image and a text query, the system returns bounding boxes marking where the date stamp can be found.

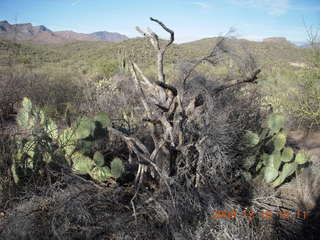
[211,209,308,221]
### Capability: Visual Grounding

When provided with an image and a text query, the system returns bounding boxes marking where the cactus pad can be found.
[93,151,105,167]
[295,150,310,165]
[89,166,112,182]
[72,152,95,175]
[74,117,96,140]
[110,157,124,178]
[264,166,279,183]
[281,147,294,163]
[265,113,285,134]
[94,112,111,128]
[273,133,286,151]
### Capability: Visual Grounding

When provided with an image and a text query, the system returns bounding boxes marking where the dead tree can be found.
[108,17,261,188]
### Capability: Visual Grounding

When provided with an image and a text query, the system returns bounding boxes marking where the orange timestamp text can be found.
[211,209,308,221]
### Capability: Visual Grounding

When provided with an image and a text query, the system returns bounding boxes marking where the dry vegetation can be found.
[0,18,320,240]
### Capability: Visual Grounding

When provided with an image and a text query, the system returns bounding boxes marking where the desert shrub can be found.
[287,68,320,130]
[0,65,85,124]
[80,73,142,129]
[261,66,320,131]
[0,132,18,205]
[93,58,119,80]
[26,68,84,116]
[261,27,320,132]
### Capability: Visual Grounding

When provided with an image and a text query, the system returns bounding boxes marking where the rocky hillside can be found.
[90,31,128,42]
[263,37,296,47]
[0,20,129,44]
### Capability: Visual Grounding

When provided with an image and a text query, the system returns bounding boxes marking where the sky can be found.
[0,0,319,43]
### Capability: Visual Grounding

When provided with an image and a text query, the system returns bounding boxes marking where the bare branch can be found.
[150,17,174,48]
[135,17,175,84]
[182,35,228,87]
[213,68,261,94]
[135,26,147,37]
[155,81,178,97]
[130,62,152,118]
[132,61,167,104]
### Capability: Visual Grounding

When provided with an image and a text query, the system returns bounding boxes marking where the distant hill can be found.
[54,31,95,42]
[179,37,307,66]
[0,23,310,75]
[0,20,64,44]
[262,37,295,46]
[0,20,129,44]
[90,31,128,42]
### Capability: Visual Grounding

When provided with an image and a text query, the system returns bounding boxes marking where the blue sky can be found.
[0,0,319,43]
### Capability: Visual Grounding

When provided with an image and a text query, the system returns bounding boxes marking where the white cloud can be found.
[231,0,290,15]
[190,1,211,9]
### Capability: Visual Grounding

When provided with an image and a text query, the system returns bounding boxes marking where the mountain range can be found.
[0,20,309,48]
[0,20,128,44]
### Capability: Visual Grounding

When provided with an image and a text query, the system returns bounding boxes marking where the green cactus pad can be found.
[22,97,32,113]
[17,110,30,129]
[74,117,96,140]
[94,112,111,128]
[271,161,298,187]
[244,131,260,147]
[281,147,294,162]
[264,166,279,183]
[89,166,112,182]
[272,151,282,170]
[110,157,124,178]
[295,150,310,165]
[59,128,77,156]
[265,113,285,134]
[64,145,76,157]
[271,175,285,188]
[46,119,59,140]
[39,109,46,125]
[265,152,281,170]
[71,152,95,175]
[17,97,36,130]
[28,116,36,130]
[261,153,270,166]
[273,133,286,151]
[281,162,297,179]
[59,128,77,146]
[93,151,105,167]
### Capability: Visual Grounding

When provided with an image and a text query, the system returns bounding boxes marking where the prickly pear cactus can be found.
[72,152,95,175]
[12,97,123,184]
[243,112,311,188]
[71,151,124,182]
